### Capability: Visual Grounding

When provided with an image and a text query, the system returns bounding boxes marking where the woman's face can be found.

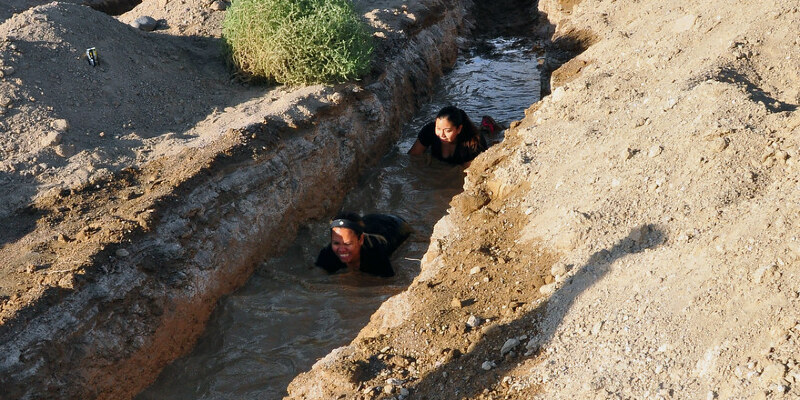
[435,117,462,143]
[331,227,363,265]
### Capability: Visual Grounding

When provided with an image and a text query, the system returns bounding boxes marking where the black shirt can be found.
[315,214,412,277]
[417,121,488,165]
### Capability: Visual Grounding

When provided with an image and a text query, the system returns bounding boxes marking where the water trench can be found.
[137,37,541,399]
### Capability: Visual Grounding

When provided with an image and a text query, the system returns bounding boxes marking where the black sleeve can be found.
[362,214,413,255]
[315,245,345,274]
[359,243,395,277]
[417,121,437,147]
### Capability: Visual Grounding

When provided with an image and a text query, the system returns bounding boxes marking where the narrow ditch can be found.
[136,35,542,400]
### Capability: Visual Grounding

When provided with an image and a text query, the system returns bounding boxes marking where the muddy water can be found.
[137,37,540,400]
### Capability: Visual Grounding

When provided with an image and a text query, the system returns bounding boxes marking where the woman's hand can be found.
[407,139,427,155]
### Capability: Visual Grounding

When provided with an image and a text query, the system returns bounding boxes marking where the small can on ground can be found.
[86,47,98,66]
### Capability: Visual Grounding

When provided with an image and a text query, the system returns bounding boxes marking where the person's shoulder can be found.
[419,121,435,136]
[315,245,344,273]
[417,121,437,144]
[360,243,394,277]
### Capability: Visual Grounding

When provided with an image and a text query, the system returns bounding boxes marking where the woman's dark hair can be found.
[330,211,365,236]
[436,106,486,152]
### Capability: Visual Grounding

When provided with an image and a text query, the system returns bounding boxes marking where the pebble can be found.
[550,263,568,277]
[539,283,557,295]
[58,274,75,289]
[551,86,566,102]
[51,119,69,132]
[591,320,604,335]
[210,0,227,10]
[466,315,482,328]
[132,16,158,32]
[648,145,663,158]
[54,144,75,158]
[753,264,777,284]
[500,338,520,355]
[760,361,787,384]
[386,378,403,386]
[770,383,787,393]
[481,360,496,370]
[469,266,482,275]
[115,248,130,257]
[40,131,62,147]
[712,137,728,152]
[451,297,464,308]
[76,228,91,242]
[399,387,409,396]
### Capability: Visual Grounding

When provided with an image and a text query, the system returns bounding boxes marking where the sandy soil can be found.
[2,0,800,399]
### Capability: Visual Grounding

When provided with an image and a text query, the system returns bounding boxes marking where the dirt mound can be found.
[0,2,251,221]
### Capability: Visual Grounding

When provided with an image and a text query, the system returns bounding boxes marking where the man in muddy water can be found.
[315,212,413,277]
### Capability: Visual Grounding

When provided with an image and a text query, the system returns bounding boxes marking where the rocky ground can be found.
[2,0,800,399]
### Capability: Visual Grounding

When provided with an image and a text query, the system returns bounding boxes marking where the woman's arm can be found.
[407,139,427,155]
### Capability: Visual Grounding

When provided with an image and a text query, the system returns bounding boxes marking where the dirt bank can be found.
[286,0,800,399]
[0,0,476,398]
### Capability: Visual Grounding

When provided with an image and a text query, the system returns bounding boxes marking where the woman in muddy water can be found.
[315,212,413,277]
[407,105,496,167]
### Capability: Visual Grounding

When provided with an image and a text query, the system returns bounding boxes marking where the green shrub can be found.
[222,0,374,85]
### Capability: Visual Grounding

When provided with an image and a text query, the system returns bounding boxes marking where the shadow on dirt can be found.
[409,224,667,398]
[471,0,539,39]
[0,173,41,248]
[715,67,798,112]
[88,0,142,15]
